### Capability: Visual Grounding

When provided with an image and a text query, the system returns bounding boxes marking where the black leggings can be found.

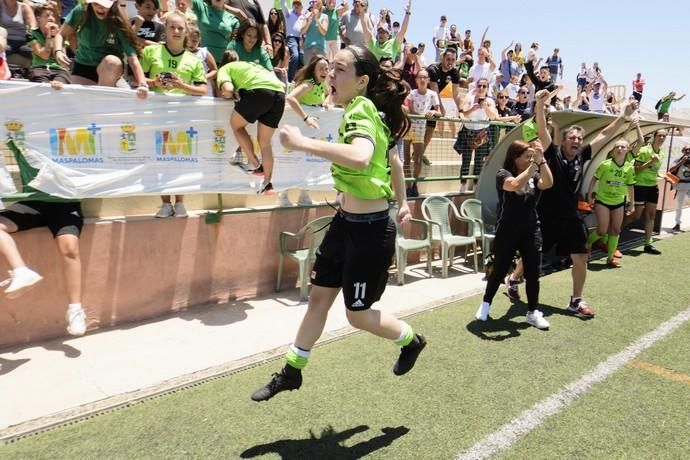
[483,227,542,311]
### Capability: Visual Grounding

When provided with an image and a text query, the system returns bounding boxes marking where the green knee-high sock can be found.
[285,345,311,370]
[607,235,620,260]
[600,234,609,245]
[586,230,603,247]
[394,321,415,347]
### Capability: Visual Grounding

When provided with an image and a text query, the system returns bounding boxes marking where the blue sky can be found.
[366,0,689,111]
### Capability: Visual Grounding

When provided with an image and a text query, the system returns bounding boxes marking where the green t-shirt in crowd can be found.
[216,61,285,92]
[658,98,673,114]
[323,7,339,41]
[635,144,664,187]
[331,96,393,200]
[140,44,207,95]
[225,40,273,70]
[30,29,64,70]
[192,0,240,64]
[297,79,326,106]
[594,158,635,206]
[65,4,137,67]
[367,38,402,61]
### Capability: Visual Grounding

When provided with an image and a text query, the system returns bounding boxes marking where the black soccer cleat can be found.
[393,334,427,376]
[251,369,302,402]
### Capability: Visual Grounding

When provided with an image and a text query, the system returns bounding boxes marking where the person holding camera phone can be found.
[28,4,71,84]
[140,11,208,218]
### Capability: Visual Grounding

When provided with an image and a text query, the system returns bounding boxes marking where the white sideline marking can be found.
[456,306,690,460]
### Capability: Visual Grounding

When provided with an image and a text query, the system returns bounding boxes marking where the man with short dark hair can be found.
[545,48,563,83]
[426,47,462,113]
[339,0,367,47]
[535,89,637,318]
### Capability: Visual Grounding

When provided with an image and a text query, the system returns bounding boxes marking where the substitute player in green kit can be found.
[250,44,426,402]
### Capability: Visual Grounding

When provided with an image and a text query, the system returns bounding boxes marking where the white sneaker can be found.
[66,305,87,336]
[4,268,43,298]
[475,301,491,321]
[173,202,188,217]
[156,202,174,218]
[297,191,313,206]
[526,310,550,329]
[278,191,293,207]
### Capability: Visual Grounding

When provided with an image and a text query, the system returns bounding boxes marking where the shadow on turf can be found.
[240,424,409,459]
[466,299,592,341]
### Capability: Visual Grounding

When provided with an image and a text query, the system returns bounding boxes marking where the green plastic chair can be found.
[390,207,433,285]
[421,196,478,278]
[460,198,495,264]
[276,215,333,300]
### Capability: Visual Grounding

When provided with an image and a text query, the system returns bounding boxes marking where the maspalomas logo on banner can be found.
[4,120,25,149]
[155,127,199,162]
[48,123,104,163]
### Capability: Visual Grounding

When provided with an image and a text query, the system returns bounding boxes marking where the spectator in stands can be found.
[577,82,591,111]
[498,41,518,88]
[576,62,587,93]
[605,90,619,114]
[656,91,686,120]
[626,129,668,254]
[187,25,218,96]
[362,1,409,62]
[226,18,272,70]
[0,26,9,80]
[455,77,498,192]
[217,50,286,195]
[504,73,519,103]
[426,47,461,165]
[446,23,460,52]
[161,0,197,24]
[228,0,272,57]
[475,139,553,329]
[631,73,645,102]
[1,134,88,336]
[535,88,637,318]
[270,31,289,86]
[323,0,346,61]
[526,42,539,65]
[339,0,366,48]
[281,0,303,81]
[562,94,573,111]
[467,47,496,90]
[669,146,690,232]
[131,0,165,47]
[463,29,474,56]
[545,48,562,83]
[512,42,524,72]
[589,80,606,113]
[585,120,641,267]
[190,0,242,66]
[300,0,328,65]
[27,4,71,84]
[267,7,285,36]
[432,14,448,63]
[56,0,148,97]
[140,12,207,217]
[251,44,426,402]
[524,58,556,97]
[403,68,440,197]
[397,42,419,89]
[279,53,330,206]
[512,86,532,121]
[0,0,36,66]
[415,42,426,66]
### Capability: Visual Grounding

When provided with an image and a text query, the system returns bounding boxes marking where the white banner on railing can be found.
[1,81,340,198]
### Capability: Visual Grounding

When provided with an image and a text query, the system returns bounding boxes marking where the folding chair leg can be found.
[441,245,449,278]
[298,260,309,301]
[426,248,433,278]
[472,242,478,273]
[397,249,406,285]
[276,254,284,292]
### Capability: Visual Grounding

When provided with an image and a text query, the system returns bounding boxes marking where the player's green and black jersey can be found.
[332,96,393,200]
[594,157,635,205]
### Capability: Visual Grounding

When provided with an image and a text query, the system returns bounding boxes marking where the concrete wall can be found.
[0,197,472,349]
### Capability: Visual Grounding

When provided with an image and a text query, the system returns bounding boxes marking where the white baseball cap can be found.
[87,0,115,9]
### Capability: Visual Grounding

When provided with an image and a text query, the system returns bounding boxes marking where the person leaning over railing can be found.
[454,77,498,193]
[360,0,409,62]
[140,11,207,218]
[55,0,149,98]
[225,18,273,70]
[217,50,286,195]
[27,4,71,84]
[279,53,331,207]
[190,0,242,66]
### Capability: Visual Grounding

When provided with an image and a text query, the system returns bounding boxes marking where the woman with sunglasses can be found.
[454,77,498,193]
[270,32,289,86]
[475,139,553,328]
[251,45,426,402]
[267,7,285,36]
